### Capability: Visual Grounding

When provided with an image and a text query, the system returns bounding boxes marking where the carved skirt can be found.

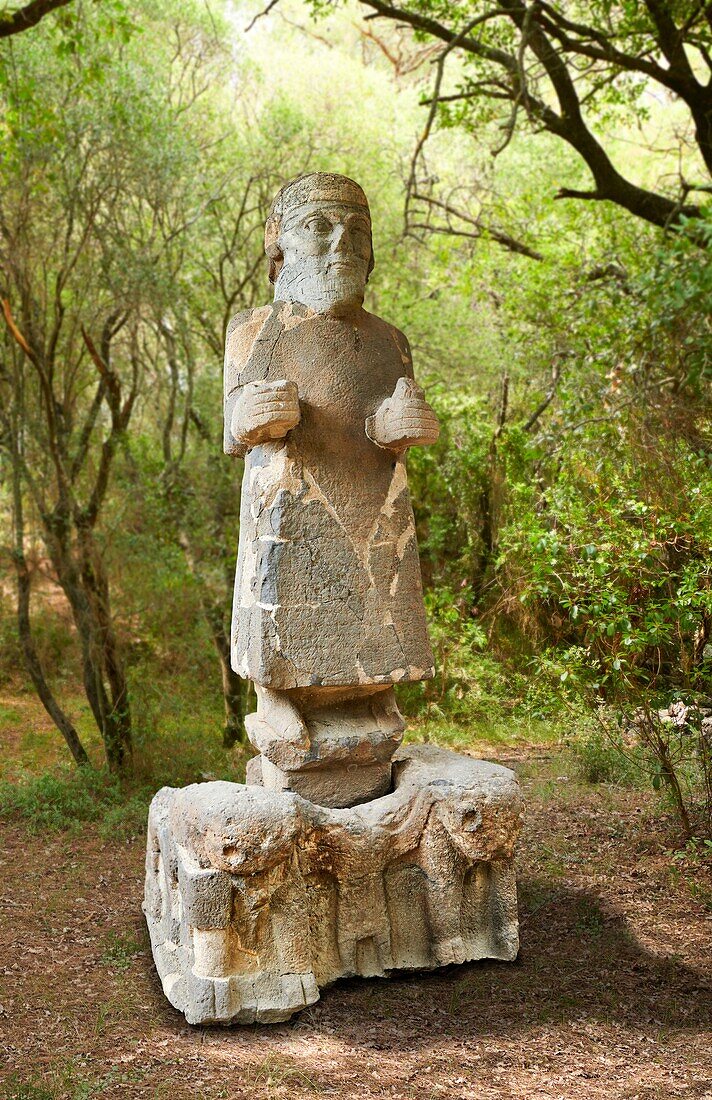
[230,438,434,690]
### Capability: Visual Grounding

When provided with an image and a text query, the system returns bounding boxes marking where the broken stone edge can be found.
[143,744,523,1026]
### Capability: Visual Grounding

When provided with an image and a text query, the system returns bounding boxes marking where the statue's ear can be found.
[264,212,282,284]
[267,247,283,284]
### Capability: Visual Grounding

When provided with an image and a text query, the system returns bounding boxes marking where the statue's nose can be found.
[331,224,351,252]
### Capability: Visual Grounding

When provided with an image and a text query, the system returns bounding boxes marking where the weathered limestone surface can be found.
[225,174,437,703]
[226,300,436,690]
[144,745,522,1026]
[221,171,443,805]
[246,683,405,806]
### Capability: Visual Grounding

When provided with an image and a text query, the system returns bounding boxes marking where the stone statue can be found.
[223,173,440,805]
[143,173,522,1026]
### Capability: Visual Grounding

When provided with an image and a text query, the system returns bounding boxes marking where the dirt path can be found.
[1,753,710,1100]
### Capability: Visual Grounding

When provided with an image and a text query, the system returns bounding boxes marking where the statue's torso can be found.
[225,301,434,689]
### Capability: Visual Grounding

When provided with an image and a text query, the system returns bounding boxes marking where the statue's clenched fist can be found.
[231,379,301,447]
[366,376,440,452]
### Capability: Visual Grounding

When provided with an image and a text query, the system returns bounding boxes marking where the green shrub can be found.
[4,1081,54,1100]
[397,585,530,729]
[0,598,22,685]
[495,434,712,696]
[100,930,145,971]
[667,836,712,910]
[572,722,648,787]
[0,766,150,835]
[98,793,151,841]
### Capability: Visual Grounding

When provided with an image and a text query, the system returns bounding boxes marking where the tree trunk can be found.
[77,525,132,769]
[47,529,133,772]
[476,372,509,594]
[14,557,89,766]
[14,559,90,765]
[687,91,712,178]
[202,600,248,747]
[8,422,89,766]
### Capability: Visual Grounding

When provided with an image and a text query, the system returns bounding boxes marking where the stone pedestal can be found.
[143,745,522,1026]
[245,685,405,808]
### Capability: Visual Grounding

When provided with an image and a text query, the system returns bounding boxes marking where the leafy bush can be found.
[398,585,507,724]
[569,699,712,838]
[572,722,648,787]
[628,702,712,840]
[667,836,712,910]
[495,423,712,697]
[4,1081,54,1100]
[100,930,145,971]
[98,793,152,841]
[408,390,494,591]
[0,598,22,684]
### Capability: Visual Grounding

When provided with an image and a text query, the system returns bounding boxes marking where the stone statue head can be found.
[265,173,375,312]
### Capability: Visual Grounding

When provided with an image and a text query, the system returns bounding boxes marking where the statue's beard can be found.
[274,257,367,312]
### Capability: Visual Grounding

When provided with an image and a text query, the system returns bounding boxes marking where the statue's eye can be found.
[305,216,331,234]
[350,223,370,246]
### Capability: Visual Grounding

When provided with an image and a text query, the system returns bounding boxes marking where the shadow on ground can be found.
[181,877,712,1046]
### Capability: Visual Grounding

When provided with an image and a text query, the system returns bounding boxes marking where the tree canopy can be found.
[307,0,712,234]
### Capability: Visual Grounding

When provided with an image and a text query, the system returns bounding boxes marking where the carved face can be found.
[274,201,372,312]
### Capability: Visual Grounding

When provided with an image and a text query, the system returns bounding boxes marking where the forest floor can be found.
[1,715,711,1099]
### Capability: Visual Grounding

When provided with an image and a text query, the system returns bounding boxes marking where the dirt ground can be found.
[1,750,711,1100]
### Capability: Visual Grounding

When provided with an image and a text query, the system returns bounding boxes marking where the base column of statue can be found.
[143,172,523,1025]
[244,684,406,807]
[143,745,522,1025]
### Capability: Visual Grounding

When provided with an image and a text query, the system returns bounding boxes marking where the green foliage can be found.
[408,390,493,587]
[497,433,712,694]
[567,698,712,838]
[3,1066,113,1100]
[399,586,494,724]
[0,766,148,835]
[4,1082,55,1100]
[0,599,22,683]
[0,719,247,833]
[667,836,712,910]
[638,209,712,391]
[98,792,151,841]
[572,722,648,787]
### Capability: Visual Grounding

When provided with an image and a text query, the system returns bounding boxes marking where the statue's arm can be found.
[366,327,440,453]
[224,308,300,455]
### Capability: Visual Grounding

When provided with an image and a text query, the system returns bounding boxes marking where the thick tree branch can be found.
[79,322,138,529]
[523,358,563,431]
[643,0,696,79]
[244,0,279,34]
[357,0,707,234]
[359,0,519,75]
[5,370,88,763]
[536,1,712,174]
[535,2,689,91]
[81,324,121,411]
[2,298,74,502]
[0,0,72,39]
